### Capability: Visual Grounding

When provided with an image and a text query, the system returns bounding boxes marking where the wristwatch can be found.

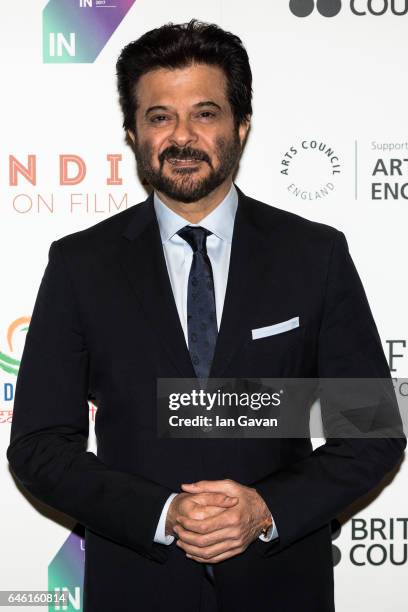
[260,513,273,538]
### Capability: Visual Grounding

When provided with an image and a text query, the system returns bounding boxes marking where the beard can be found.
[133,129,242,203]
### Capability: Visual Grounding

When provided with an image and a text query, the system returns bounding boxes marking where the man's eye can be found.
[150,112,215,123]
[199,111,215,118]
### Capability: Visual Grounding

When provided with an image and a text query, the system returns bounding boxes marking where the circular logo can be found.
[279,139,341,202]
[289,0,314,17]
[317,0,342,17]
[290,0,342,17]
[331,518,342,566]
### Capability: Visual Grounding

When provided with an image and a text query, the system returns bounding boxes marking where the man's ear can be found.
[126,129,137,151]
[127,129,135,145]
[239,117,251,149]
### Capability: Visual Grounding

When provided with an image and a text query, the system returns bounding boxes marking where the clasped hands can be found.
[165,479,271,564]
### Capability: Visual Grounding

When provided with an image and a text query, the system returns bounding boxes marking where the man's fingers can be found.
[186,547,243,564]
[190,492,238,508]
[181,479,235,495]
[176,537,244,561]
[188,504,232,521]
[174,524,239,548]
[177,508,237,535]
[179,493,238,523]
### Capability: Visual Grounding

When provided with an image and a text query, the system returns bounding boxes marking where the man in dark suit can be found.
[7,18,406,612]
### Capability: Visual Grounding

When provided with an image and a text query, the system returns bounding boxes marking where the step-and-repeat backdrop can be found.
[1,1,407,610]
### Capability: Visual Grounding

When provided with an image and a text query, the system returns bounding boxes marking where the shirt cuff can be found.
[153,492,179,545]
[258,513,279,542]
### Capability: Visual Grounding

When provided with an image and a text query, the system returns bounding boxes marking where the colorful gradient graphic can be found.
[49,528,85,611]
[0,317,30,376]
[43,0,137,63]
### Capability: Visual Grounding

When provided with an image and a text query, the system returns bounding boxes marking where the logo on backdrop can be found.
[7,153,129,215]
[0,316,98,424]
[42,0,137,63]
[290,0,408,17]
[0,317,29,377]
[331,518,342,566]
[290,0,342,17]
[280,139,341,201]
[49,528,85,610]
[369,143,408,201]
[0,318,29,424]
[332,517,408,566]
[386,339,407,374]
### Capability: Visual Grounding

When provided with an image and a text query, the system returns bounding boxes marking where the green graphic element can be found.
[0,351,20,376]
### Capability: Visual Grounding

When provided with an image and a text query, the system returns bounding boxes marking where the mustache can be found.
[159,147,210,164]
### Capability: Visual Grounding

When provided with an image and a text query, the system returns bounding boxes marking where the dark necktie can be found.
[176,225,217,584]
[176,225,218,380]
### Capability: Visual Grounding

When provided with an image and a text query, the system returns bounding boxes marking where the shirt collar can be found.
[153,182,238,244]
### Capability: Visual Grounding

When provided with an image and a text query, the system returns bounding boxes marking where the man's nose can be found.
[168,117,198,148]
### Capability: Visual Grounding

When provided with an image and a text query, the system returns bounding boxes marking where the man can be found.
[7,19,406,612]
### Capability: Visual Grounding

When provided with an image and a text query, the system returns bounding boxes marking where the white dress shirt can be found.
[151,182,278,545]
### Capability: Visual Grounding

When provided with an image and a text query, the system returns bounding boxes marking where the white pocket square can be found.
[251,316,300,340]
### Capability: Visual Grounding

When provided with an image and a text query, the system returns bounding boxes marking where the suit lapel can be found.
[119,191,196,378]
[209,185,270,378]
[119,185,272,380]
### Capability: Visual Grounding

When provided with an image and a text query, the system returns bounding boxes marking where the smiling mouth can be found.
[166,158,203,166]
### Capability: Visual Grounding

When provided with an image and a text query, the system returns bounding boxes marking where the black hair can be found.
[116,18,252,135]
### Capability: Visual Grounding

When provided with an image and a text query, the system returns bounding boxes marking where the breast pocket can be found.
[250,318,304,352]
[251,316,300,340]
[245,320,306,376]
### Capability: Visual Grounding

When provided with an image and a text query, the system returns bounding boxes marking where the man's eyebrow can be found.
[193,101,222,111]
[144,100,222,117]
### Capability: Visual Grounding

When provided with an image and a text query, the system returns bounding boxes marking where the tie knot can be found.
[177,225,212,253]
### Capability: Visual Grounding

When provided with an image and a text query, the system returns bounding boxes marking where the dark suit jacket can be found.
[7,184,406,612]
